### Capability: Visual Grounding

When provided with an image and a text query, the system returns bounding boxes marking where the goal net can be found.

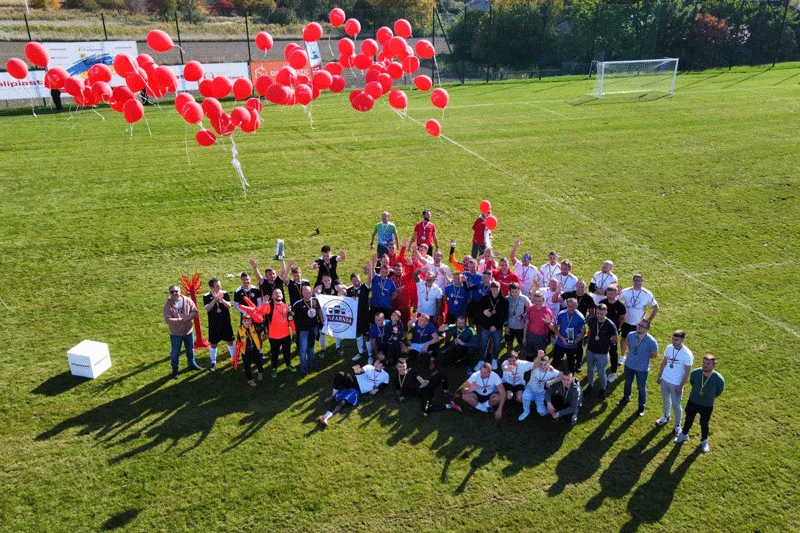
[589,58,679,98]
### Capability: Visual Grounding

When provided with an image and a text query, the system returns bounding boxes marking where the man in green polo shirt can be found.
[370,212,399,258]
[675,354,725,453]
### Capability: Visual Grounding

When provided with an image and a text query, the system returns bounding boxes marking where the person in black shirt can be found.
[393,358,461,416]
[250,256,287,303]
[292,286,323,375]
[203,278,235,372]
[346,269,372,362]
[599,285,626,383]
[233,271,262,321]
[286,261,311,306]
[310,245,346,288]
[584,303,619,398]
[473,281,509,371]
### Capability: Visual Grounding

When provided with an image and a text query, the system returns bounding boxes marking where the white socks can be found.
[356,336,365,354]
[519,400,531,421]
[209,347,217,364]
[227,344,235,357]
[323,411,333,421]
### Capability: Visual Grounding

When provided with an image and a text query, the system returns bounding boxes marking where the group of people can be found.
[163,209,725,452]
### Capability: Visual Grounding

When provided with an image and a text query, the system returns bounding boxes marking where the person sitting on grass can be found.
[318,360,389,428]
[435,315,478,370]
[519,350,561,421]
[393,358,461,416]
[501,351,533,407]
[462,362,505,420]
[407,313,439,367]
[545,372,582,425]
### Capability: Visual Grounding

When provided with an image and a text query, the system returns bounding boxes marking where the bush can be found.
[61,0,99,11]
[248,0,276,20]
[210,0,235,16]
[125,0,148,13]
[268,6,296,24]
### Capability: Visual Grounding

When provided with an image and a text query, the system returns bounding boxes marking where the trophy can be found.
[274,239,285,260]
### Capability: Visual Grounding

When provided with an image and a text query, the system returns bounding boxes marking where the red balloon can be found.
[255,32,273,52]
[479,200,492,215]
[91,81,112,102]
[284,43,302,61]
[295,84,312,105]
[339,54,355,69]
[297,74,311,88]
[196,129,216,147]
[330,75,346,93]
[110,86,135,112]
[152,65,177,93]
[397,45,412,61]
[376,26,393,45]
[242,108,261,132]
[246,97,262,112]
[365,68,380,84]
[344,18,361,37]
[5,58,27,80]
[402,55,420,74]
[303,22,323,42]
[211,76,232,99]
[394,19,412,39]
[147,30,174,53]
[24,42,49,68]
[312,70,333,91]
[142,61,158,77]
[230,106,251,128]
[425,119,441,137]
[431,87,449,109]
[329,7,345,27]
[387,62,404,80]
[87,63,112,84]
[364,81,383,100]
[266,83,291,105]
[361,39,379,57]
[136,53,155,67]
[212,113,234,136]
[323,62,343,76]
[350,90,374,112]
[123,99,144,123]
[377,72,393,94]
[255,75,273,96]
[183,61,204,82]
[63,76,85,98]
[181,101,203,124]
[388,36,407,58]
[233,77,253,100]
[485,215,498,231]
[113,54,136,78]
[289,49,308,70]
[414,75,432,91]
[275,66,297,86]
[337,38,355,57]
[44,67,68,90]
[198,79,214,98]
[125,68,147,93]
[201,97,223,119]
[146,83,168,99]
[353,53,372,71]
[388,89,407,110]
[415,40,436,60]
[174,92,195,113]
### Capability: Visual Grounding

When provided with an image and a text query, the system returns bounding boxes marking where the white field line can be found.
[400,112,800,340]
[689,260,800,277]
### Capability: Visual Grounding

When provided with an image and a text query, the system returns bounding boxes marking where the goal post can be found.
[588,58,679,98]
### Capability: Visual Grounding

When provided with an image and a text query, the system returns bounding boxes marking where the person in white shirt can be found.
[543,278,562,319]
[426,249,452,289]
[519,350,560,421]
[590,260,618,305]
[318,360,389,427]
[501,351,533,405]
[537,250,560,291]
[554,260,578,306]
[462,362,505,419]
[509,237,538,297]
[656,330,693,435]
[414,271,443,322]
[618,273,659,362]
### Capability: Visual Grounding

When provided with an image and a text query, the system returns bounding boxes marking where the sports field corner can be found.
[0,63,799,532]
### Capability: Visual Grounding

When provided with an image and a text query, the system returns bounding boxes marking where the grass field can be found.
[0,64,799,532]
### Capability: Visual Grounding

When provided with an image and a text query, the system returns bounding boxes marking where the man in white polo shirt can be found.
[590,260,618,305]
[414,271,443,324]
[510,237,538,297]
[656,330,693,435]
[618,273,659,364]
[462,362,505,419]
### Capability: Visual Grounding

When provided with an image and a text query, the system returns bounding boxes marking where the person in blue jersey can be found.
[443,272,468,324]
[617,319,659,417]
[366,256,397,324]
[551,298,586,374]
[407,313,440,366]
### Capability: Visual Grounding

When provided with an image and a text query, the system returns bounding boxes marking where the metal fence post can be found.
[245,11,252,65]
[772,0,790,66]
[175,11,184,64]
[101,13,108,40]
[431,6,436,80]
[486,1,492,83]
[24,13,32,41]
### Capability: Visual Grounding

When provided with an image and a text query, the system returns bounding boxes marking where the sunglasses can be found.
[170,290,179,294]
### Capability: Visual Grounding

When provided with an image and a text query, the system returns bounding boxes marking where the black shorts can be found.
[504,328,524,344]
[356,318,371,337]
[475,392,493,403]
[620,322,636,339]
[504,383,525,393]
[208,319,234,345]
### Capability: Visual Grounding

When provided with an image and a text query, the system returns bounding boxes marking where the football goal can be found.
[589,58,679,98]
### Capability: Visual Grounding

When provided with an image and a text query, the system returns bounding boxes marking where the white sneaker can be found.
[701,440,710,453]
[473,361,483,372]
[518,411,530,422]
[607,373,616,383]
[656,415,670,426]
[675,433,689,444]
[367,357,373,365]
[674,426,682,436]
[351,354,361,361]
[476,402,489,413]
[491,359,498,370]
[618,356,626,365]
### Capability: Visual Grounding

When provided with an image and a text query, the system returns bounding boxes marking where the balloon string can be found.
[91,108,105,120]
[327,31,335,59]
[434,56,442,87]
[130,123,134,140]
[229,135,249,195]
[305,102,315,130]
[29,98,37,117]
[0,296,9,311]
[144,116,152,136]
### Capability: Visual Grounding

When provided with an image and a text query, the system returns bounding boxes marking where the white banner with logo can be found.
[305,41,322,70]
[47,41,138,85]
[315,294,358,339]
[0,70,47,100]
[167,62,249,92]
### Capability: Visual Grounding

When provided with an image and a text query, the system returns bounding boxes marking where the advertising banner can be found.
[315,294,358,340]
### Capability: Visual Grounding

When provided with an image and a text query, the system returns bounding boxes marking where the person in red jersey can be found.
[492,258,520,296]
[410,209,438,250]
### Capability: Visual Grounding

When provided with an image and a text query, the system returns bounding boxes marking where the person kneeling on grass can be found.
[519,350,561,421]
[436,315,478,370]
[462,362,505,420]
[501,351,532,406]
[318,360,389,428]
[545,372,582,425]
[407,313,440,367]
[237,314,265,387]
[393,358,461,416]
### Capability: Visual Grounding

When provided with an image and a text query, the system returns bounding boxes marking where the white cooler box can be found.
[67,340,111,379]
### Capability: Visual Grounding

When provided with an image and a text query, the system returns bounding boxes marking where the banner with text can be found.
[0,71,47,100]
[47,41,138,85]
[315,294,358,340]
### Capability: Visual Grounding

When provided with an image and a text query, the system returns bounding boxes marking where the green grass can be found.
[0,64,799,532]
